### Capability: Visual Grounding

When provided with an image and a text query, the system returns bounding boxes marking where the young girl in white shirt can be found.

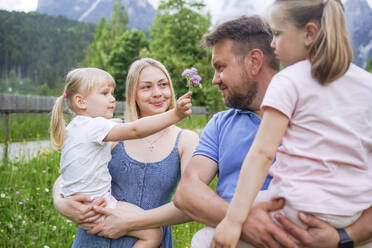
[50,67,192,248]
[211,0,372,247]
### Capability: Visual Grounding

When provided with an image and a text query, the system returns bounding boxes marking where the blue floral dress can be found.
[72,130,183,248]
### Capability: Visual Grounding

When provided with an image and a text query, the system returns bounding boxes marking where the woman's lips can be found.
[151,101,164,107]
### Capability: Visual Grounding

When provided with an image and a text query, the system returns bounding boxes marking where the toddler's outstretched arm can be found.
[210,108,290,248]
[104,92,192,142]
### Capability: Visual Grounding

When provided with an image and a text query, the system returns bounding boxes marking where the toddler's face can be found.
[269,4,308,67]
[84,83,116,119]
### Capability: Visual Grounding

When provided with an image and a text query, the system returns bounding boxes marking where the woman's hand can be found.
[210,217,242,248]
[88,201,144,239]
[54,194,106,229]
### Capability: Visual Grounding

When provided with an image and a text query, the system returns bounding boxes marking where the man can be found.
[174,15,372,248]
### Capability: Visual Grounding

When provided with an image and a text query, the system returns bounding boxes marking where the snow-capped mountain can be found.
[36,0,372,67]
[345,0,372,67]
[36,0,156,30]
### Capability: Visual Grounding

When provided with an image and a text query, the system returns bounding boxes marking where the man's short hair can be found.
[203,15,280,71]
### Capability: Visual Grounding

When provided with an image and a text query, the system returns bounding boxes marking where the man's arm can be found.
[174,155,227,226]
[347,206,372,245]
[174,155,297,248]
[276,206,372,248]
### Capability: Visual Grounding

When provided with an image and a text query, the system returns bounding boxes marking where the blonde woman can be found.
[53,59,199,247]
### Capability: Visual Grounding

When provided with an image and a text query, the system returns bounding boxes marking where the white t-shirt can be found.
[60,115,118,198]
[261,60,372,216]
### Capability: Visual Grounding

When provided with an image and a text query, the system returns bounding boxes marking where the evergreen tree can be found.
[367,56,372,72]
[107,29,149,100]
[84,0,129,70]
[148,0,225,112]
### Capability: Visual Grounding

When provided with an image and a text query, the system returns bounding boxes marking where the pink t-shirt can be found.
[261,60,372,216]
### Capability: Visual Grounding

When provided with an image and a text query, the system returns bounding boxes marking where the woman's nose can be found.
[152,85,161,96]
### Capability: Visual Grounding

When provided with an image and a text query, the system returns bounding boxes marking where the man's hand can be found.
[275,212,339,248]
[241,198,298,248]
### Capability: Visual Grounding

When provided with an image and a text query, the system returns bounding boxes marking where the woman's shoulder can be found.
[177,128,199,148]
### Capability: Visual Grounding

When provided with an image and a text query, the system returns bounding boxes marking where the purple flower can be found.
[19,201,24,205]
[42,170,46,174]
[16,191,19,194]
[182,67,202,90]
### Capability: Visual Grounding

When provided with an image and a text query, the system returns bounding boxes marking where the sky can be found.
[1,0,372,18]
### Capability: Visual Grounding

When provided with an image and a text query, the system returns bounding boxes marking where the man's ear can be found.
[304,22,319,47]
[244,48,264,76]
[73,94,87,110]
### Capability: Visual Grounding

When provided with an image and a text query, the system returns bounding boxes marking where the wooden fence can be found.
[0,93,208,161]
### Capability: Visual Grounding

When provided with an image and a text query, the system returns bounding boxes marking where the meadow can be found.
[0,114,214,247]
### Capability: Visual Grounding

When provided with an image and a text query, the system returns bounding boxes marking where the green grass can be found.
[0,114,212,247]
[0,150,216,247]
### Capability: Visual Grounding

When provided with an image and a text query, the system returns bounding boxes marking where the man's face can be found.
[211,39,258,110]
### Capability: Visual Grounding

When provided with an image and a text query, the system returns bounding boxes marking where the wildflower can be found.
[182,67,202,91]
[36,187,40,191]
[52,226,56,231]
[1,193,5,198]
[42,170,46,174]
[44,245,50,248]
[45,188,49,192]
[16,191,19,194]
[32,241,35,245]
[20,228,24,232]
[19,201,24,205]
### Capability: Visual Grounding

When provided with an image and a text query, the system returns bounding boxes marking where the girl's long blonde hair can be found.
[274,0,353,84]
[124,58,176,122]
[50,68,115,151]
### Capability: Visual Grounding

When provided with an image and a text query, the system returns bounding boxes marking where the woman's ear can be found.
[244,48,264,76]
[73,94,87,110]
[304,22,319,47]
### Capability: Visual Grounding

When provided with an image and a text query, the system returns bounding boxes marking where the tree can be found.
[367,56,372,72]
[84,0,129,70]
[107,29,149,100]
[148,0,225,112]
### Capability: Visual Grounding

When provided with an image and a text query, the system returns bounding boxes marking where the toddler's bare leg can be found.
[129,228,163,248]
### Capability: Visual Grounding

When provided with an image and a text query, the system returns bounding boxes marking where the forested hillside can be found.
[0,10,95,95]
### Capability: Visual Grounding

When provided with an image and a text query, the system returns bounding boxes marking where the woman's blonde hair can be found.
[50,68,115,151]
[124,58,176,122]
[274,0,353,84]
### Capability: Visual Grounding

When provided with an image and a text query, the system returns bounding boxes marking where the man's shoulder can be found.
[211,108,237,122]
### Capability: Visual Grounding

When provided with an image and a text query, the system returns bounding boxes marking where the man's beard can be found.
[224,70,258,110]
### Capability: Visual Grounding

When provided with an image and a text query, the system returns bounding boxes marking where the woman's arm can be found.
[211,108,289,247]
[53,176,105,228]
[88,129,199,238]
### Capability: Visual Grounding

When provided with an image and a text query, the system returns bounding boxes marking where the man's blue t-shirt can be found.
[194,108,272,202]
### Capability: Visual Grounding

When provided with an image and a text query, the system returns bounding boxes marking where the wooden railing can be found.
[0,93,209,162]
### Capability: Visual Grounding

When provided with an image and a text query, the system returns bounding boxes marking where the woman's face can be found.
[136,66,172,118]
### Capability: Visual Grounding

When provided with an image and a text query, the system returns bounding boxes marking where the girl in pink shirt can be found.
[211,0,372,247]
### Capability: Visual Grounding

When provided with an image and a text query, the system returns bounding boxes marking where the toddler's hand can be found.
[175,91,192,119]
[210,217,242,248]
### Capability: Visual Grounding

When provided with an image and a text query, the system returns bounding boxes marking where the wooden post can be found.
[3,112,9,165]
